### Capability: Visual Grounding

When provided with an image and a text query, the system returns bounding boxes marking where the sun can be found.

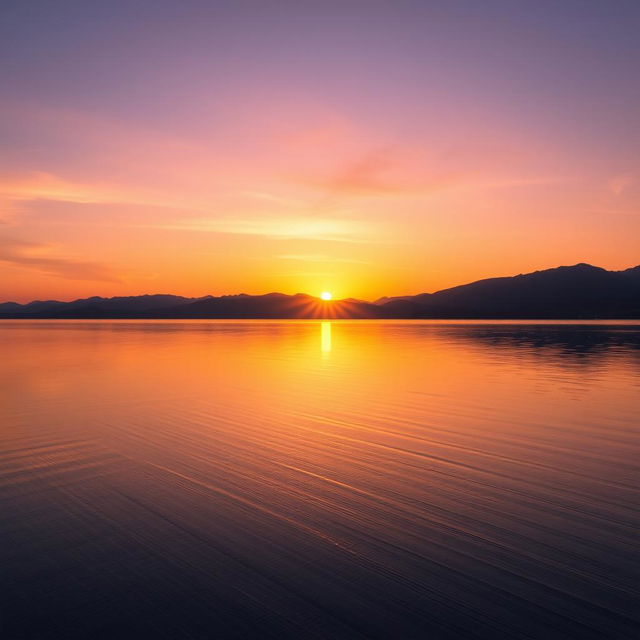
[320,291,332,301]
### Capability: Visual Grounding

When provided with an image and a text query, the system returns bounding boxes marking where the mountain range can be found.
[1,263,639,319]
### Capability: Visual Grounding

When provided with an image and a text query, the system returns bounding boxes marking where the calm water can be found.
[1,320,639,639]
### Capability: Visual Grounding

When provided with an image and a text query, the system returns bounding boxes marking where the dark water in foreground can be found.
[1,320,639,640]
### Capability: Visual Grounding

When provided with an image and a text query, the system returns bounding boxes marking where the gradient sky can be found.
[1,0,639,302]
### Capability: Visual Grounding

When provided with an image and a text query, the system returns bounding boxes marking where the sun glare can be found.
[320,291,332,301]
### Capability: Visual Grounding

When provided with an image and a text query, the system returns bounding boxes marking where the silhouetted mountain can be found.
[0,299,66,315]
[1,264,639,318]
[373,294,420,305]
[379,263,640,318]
[0,292,378,319]
[0,294,202,318]
[0,301,22,313]
[159,293,379,319]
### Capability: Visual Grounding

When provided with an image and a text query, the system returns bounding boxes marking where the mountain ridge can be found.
[2,263,639,319]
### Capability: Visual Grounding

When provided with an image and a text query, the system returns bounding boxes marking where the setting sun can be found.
[320,292,332,301]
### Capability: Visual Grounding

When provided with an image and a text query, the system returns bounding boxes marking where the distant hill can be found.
[0,294,202,318]
[155,293,380,319]
[1,264,639,319]
[378,264,640,319]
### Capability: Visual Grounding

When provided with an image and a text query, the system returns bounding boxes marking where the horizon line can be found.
[2,261,639,306]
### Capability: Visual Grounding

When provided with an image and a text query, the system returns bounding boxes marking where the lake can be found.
[1,320,639,639]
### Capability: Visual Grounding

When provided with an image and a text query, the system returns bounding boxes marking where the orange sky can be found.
[1,2,639,303]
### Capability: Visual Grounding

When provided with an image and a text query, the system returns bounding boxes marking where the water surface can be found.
[1,320,639,639]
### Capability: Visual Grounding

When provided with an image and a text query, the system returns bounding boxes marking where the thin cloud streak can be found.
[277,254,370,264]
[147,217,372,243]
[0,237,122,283]
[301,148,565,202]
[0,171,205,212]
[585,208,640,217]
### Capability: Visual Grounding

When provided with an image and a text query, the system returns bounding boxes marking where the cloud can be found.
[148,217,370,242]
[0,170,197,211]
[275,271,335,278]
[277,253,370,264]
[320,148,399,194]
[300,147,556,200]
[608,173,635,196]
[0,237,122,282]
[241,191,303,207]
[305,148,426,197]
[1,171,117,204]
[585,208,640,217]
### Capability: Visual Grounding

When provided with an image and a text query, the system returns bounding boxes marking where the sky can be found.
[1,0,639,302]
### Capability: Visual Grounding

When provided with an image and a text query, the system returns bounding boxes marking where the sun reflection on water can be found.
[321,321,332,356]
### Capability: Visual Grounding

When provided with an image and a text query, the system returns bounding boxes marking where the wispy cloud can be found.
[1,172,117,204]
[0,237,122,282]
[300,147,560,200]
[276,271,335,278]
[148,217,370,242]
[241,191,303,207]
[304,148,426,197]
[318,148,400,194]
[608,173,635,196]
[0,171,196,212]
[277,253,370,264]
[585,208,640,217]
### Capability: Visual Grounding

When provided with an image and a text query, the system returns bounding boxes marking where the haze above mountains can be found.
[2,264,639,319]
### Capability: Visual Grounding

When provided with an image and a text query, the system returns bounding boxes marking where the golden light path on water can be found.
[0,320,639,639]
[321,321,332,355]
